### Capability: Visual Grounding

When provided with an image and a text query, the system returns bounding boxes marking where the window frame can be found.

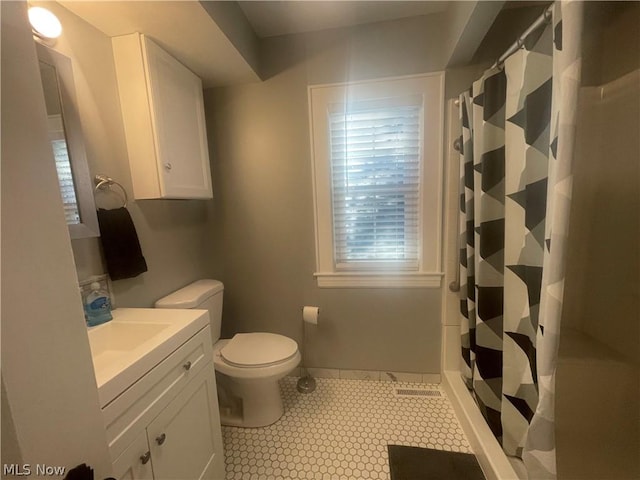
[308,73,445,288]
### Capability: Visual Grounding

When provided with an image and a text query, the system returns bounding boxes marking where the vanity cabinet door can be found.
[112,431,154,480]
[146,363,224,480]
[112,33,213,200]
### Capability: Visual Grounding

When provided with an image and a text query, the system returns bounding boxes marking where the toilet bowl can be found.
[213,334,301,427]
[155,279,301,428]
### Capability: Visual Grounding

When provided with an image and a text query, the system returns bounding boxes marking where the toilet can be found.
[155,279,301,427]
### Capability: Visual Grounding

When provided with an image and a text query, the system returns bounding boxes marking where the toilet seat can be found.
[213,338,301,381]
[221,332,298,368]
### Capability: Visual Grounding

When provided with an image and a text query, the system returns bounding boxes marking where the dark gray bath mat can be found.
[387,445,485,480]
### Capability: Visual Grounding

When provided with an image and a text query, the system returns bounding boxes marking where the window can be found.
[48,115,81,225]
[309,74,444,288]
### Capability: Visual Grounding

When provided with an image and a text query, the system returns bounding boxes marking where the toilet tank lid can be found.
[155,279,223,309]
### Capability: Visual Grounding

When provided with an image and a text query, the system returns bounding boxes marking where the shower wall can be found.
[557,3,640,479]
[557,70,640,480]
[561,71,640,363]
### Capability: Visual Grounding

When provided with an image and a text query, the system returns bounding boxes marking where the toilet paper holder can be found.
[297,306,319,394]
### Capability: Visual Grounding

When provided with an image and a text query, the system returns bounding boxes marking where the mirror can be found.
[35,42,99,239]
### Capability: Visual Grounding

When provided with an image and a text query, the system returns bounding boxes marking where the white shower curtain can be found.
[458,2,584,478]
[524,2,583,477]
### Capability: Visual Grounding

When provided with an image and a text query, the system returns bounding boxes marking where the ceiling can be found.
[59,1,453,87]
[58,1,502,87]
[238,1,449,38]
[60,1,261,87]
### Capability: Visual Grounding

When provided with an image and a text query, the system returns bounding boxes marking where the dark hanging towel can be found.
[97,207,148,280]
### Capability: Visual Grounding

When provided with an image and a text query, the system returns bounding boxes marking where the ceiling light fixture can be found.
[28,6,62,40]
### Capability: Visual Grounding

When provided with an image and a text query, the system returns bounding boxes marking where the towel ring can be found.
[94,174,128,208]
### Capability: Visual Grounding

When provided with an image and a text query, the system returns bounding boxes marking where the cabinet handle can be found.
[183,360,192,371]
[155,433,166,446]
[140,451,151,465]
[164,163,172,170]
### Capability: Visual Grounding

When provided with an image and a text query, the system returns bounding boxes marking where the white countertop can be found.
[88,308,209,408]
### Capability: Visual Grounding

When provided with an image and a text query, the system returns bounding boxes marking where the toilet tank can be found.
[155,279,224,344]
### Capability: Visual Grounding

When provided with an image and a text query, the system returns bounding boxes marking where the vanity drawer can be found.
[102,325,212,461]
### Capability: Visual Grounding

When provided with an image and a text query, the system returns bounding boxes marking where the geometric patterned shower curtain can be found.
[458,2,583,478]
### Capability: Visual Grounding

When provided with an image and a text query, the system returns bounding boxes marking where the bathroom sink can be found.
[90,321,171,358]
[88,308,209,407]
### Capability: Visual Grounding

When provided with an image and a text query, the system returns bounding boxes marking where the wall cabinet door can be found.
[113,33,213,200]
[146,365,224,480]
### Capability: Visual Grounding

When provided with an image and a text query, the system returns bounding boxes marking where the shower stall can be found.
[556,2,640,477]
[441,2,639,479]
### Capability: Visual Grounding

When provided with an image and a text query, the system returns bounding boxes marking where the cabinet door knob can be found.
[155,433,166,445]
[140,451,151,465]
[183,360,192,371]
[164,162,172,170]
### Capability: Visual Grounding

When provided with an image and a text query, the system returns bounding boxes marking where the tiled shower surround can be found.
[222,377,472,479]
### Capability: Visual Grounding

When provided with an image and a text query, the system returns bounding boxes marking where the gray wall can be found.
[204,13,473,374]
[444,0,503,67]
[469,3,550,65]
[1,1,110,473]
[39,2,216,308]
[1,376,22,468]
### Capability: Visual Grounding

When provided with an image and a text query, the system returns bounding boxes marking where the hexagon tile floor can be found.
[222,377,473,479]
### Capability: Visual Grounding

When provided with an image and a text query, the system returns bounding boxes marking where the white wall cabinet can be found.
[113,33,213,199]
[105,327,224,480]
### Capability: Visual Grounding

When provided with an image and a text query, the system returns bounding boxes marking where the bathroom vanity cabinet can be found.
[112,33,213,200]
[102,325,224,480]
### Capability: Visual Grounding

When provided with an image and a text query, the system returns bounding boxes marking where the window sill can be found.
[313,272,444,288]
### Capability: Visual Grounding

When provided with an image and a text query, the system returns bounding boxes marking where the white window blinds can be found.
[329,99,423,269]
[48,115,80,225]
[52,138,81,225]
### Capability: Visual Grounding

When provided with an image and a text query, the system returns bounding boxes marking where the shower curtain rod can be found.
[494,4,553,68]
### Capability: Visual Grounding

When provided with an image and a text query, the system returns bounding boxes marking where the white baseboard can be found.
[289,367,440,384]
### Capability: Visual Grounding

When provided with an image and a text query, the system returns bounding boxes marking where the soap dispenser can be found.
[84,282,113,327]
